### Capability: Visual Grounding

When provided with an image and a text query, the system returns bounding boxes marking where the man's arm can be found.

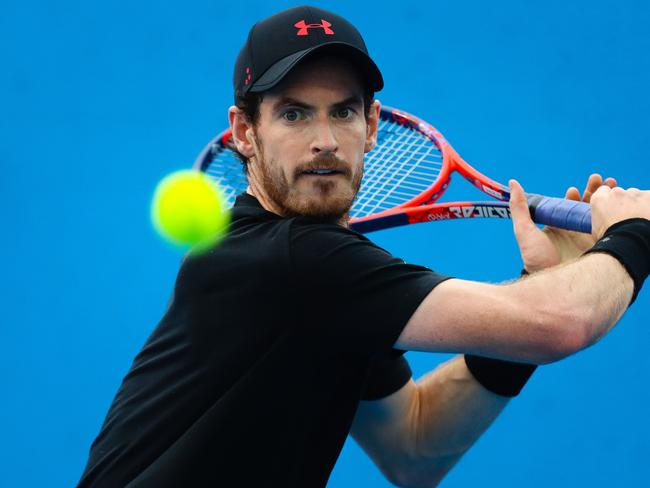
[396,251,633,363]
[352,251,632,488]
[351,356,509,487]
[351,251,632,488]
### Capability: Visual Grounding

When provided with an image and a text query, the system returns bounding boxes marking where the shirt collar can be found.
[234,192,264,209]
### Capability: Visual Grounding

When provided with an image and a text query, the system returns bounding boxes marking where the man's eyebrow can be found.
[271,95,364,112]
[271,97,315,112]
[331,95,363,109]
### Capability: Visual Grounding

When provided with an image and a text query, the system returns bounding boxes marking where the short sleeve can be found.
[289,220,451,354]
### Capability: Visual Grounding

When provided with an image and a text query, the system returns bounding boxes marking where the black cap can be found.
[233,5,383,101]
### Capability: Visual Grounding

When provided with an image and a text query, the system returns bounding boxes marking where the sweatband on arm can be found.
[464,354,537,397]
[584,218,650,304]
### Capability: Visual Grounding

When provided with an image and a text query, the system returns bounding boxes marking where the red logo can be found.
[244,66,252,86]
[294,19,334,36]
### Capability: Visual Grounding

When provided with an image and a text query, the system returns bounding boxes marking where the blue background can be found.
[2,0,649,486]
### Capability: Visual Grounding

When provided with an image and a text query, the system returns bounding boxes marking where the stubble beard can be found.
[253,134,363,223]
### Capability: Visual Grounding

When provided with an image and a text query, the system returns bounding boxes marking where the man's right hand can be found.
[590,186,650,239]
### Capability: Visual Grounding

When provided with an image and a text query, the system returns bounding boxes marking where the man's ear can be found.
[228,106,255,158]
[364,99,381,153]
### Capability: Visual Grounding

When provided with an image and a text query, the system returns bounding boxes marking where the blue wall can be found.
[2,1,649,486]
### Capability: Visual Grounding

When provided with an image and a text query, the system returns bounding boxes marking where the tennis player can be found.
[78,6,650,487]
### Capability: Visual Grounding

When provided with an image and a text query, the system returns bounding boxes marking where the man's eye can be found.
[283,110,301,122]
[336,108,353,119]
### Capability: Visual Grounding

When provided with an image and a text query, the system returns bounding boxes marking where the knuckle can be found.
[591,187,606,200]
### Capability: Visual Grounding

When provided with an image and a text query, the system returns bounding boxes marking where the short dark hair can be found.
[232,88,375,172]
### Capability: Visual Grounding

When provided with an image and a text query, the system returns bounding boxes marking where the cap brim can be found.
[249,42,383,93]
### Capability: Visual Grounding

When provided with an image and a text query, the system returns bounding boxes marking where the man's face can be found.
[240,57,378,222]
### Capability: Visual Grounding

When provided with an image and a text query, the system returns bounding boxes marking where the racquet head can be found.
[193,106,591,233]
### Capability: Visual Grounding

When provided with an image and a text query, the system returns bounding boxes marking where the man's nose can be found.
[310,118,339,155]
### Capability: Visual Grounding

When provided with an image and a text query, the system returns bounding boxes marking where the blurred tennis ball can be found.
[151,170,230,253]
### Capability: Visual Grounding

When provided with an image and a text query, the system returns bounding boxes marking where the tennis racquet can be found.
[193,106,592,234]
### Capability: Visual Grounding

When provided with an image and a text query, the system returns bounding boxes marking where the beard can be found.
[253,135,363,223]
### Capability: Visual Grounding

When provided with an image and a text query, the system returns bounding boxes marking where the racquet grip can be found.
[527,194,592,233]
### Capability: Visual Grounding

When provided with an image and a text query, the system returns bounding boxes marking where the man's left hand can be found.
[510,174,617,273]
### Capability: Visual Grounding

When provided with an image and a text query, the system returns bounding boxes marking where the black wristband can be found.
[464,354,537,397]
[584,218,650,304]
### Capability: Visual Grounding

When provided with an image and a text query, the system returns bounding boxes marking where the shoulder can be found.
[288,216,393,257]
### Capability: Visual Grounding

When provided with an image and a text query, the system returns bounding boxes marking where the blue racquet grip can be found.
[527,194,592,233]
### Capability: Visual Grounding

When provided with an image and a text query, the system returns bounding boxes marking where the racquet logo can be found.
[448,205,511,219]
[294,19,334,36]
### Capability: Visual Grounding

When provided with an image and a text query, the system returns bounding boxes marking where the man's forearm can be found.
[395,355,510,487]
[511,252,633,355]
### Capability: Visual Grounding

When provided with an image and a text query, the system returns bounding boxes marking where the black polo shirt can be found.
[78,193,449,487]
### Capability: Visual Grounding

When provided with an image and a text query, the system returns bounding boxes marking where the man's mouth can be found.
[302,168,343,176]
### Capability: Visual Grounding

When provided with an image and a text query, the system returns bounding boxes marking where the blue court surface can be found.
[2,0,649,486]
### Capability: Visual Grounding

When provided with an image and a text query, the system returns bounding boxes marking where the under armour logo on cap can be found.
[233,6,383,99]
[294,19,334,36]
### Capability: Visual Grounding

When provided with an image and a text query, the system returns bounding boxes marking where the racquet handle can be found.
[527,194,592,233]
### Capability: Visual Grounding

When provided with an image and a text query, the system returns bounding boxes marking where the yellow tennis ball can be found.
[151,170,230,253]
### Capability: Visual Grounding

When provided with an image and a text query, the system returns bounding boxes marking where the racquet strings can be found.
[351,115,442,218]
[203,143,249,208]
[202,113,444,217]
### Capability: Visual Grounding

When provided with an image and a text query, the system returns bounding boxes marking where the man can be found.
[78,6,650,487]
